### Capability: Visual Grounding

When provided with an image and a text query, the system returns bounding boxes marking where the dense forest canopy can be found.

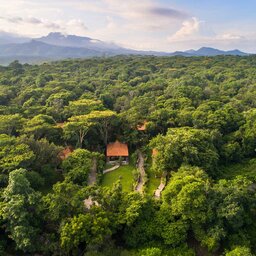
[1,55,256,255]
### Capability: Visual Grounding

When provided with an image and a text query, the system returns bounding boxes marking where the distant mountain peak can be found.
[0,31,251,65]
[43,32,91,41]
[185,47,249,56]
[36,32,121,50]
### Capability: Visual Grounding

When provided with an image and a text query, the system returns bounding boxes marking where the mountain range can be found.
[0,32,250,65]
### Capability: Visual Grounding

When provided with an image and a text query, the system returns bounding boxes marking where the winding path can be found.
[88,158,97,185]
[154,172,167,199]
[103,164,120,174]
[135,150,146,194]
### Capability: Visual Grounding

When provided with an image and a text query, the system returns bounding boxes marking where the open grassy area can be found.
[101,165,136,192]
[218,158,256,180]
[146,167,161,195]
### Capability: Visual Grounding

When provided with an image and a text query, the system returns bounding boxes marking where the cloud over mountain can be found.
[0,0,255,52]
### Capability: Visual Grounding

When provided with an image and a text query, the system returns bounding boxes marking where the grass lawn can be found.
[101,165,135,192]
[146,167,161,195]
[218,158,256,180]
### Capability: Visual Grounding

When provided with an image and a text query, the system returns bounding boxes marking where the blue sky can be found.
[0,0,255,52]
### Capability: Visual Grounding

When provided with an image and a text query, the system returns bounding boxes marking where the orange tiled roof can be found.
[107,141,129,157]
[56,122,65,128]
[58,146,73,160]
[136,121,148,131]
[152,148,159,157]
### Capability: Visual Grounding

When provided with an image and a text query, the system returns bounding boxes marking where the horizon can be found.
[3,31,250,54]
[1,0,256,53]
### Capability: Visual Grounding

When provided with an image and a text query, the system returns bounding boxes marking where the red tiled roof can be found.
[58,146,73,160]
[152,148,159,157]
[56,122,65,128]
[106,141,129,157]
[136,120,148,131]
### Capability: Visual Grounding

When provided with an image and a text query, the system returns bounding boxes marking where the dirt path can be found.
[154,172,166,199]
[88,158,97,185]
[135,150,146,194]
[103,164,120,174]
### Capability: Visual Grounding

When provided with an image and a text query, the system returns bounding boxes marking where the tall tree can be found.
[0,169,42,252]
[0,114,24,135]
[86,110,117,146]
[150,127,219,176]
[22,114,60,141]
[63,115,94,148]
[0,135,34,174]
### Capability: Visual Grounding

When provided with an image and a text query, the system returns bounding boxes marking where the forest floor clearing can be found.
[101,165,135,192]
[146,167,161,196]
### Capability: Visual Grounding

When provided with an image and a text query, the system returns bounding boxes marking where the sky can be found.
[0,0,256,52]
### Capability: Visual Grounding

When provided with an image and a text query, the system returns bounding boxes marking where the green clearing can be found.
[145,166,161,196]
[146,172,160,195]
[101,165,136,192]
[218,158,256,180]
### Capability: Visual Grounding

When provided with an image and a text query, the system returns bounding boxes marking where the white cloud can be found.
[65,19,88,34]
[219,33,244,40]
[103,0,188,31]
[0,0,255,52]
[168,17,202,41]
[0,14,88,36]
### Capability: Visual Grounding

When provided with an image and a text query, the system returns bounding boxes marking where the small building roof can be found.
[106,140,129,157]
[152,148,159,157]
[84,196,99,210]
[58,146,73,160]
[56,122,65,128]
[136,120,148,131]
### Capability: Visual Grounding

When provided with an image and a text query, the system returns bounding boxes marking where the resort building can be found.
[106,140,129,164]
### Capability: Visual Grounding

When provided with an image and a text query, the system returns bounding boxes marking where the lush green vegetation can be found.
[145,162,161,195]
[219,158,256,180]
[1,56,256,255]
[101,165,135,192]
[146,171,160,195]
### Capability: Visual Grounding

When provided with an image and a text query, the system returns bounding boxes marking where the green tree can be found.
[22,114,60,141]
[62,148,104,185]
[0,135,34,173]
[19,136,62,171]
[240,109,256,156]
[150,127,219,175]
[65,99,104,116]
[0,169,42,252]
[86,110,117,146]
[137,247,162,256]
[225,246,254,256]
[46,90,75,121]
[60,210,111,253]
[43,180,85,221]
[63,115,94,147]
[0,114,24,135]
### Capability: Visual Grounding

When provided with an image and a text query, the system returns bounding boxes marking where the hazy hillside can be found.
[0,32,250,65]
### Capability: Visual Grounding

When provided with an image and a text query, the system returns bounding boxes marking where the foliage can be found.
[0,134,35,174]
[1,56,256,254]
[101,165,136,192]
[150,127,219,175]
[62,148,104,185]
[225,246,254,256]
[63,115,94,147]
[0,169,42,252]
